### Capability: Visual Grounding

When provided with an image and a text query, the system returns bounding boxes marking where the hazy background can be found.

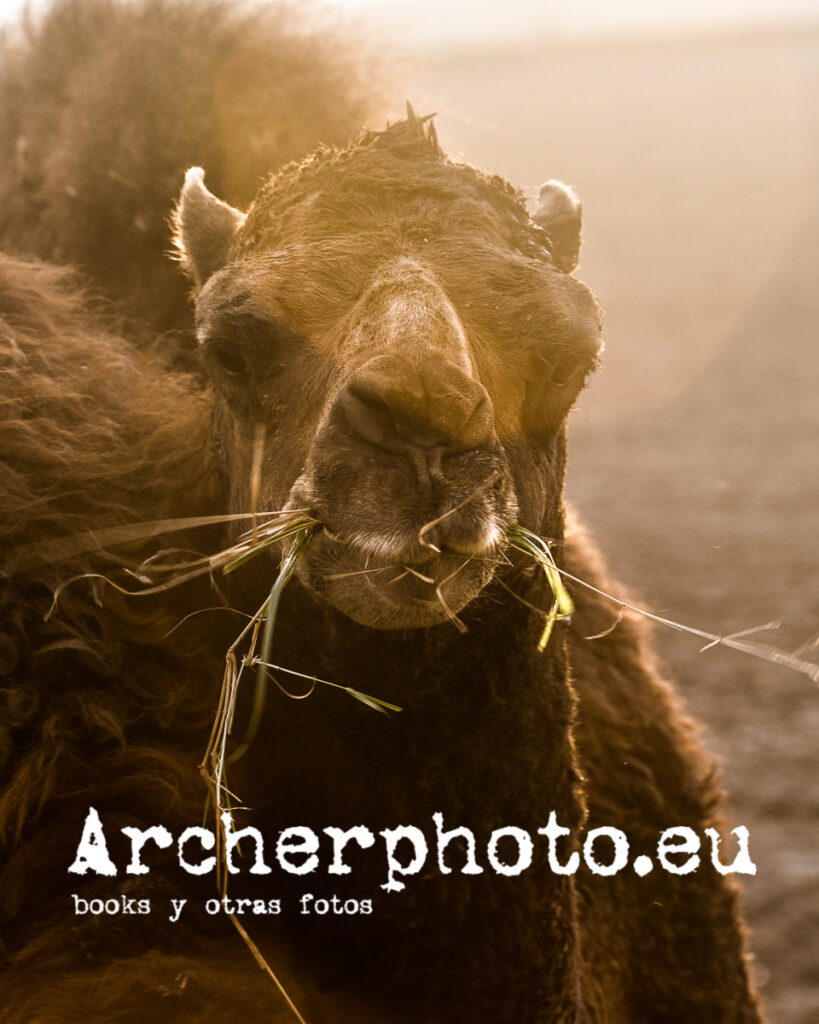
[1,0,816,1020]
[334,0,818,41]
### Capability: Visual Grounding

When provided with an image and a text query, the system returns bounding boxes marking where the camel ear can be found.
[173,167,246,289]
[530,180,582,273]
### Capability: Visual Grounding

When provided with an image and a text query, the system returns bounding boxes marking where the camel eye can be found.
[537,351,581,388]
[210,344,249,378]
[548,355,581,388]
[199,312,303,398]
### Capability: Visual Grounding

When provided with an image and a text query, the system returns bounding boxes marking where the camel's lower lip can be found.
[292,526,499,629]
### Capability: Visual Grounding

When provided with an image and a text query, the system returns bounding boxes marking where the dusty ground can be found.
[406,24,818,1023]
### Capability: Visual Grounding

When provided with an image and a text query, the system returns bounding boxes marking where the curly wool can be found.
[0,255,224,906]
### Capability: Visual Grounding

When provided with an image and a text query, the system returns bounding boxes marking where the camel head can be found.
[173,113,602,629]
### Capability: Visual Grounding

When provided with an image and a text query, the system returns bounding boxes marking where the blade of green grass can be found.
[506,524,574,651]
[227,527,316,764]
[251,659,402,715]
[223,518,316,574]
[507,523,819,683]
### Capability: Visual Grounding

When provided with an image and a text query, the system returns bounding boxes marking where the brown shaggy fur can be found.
[0,0,378,339]
[0,254,220,889]
[0,2,763,1022]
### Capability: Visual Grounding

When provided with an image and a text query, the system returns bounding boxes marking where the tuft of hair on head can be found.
[404,101,442,155]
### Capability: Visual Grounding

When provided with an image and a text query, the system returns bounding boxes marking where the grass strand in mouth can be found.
[222,517,316,574]
[228,528,312,765]
[43,510,320,612]
[506,523,574,651]
[15,509,313,572]
[228,524,402,764]
[507,524,819,682]
[200,523,401,913]
[204,523,401,791]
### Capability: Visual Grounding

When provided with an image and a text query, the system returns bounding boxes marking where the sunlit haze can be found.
[327,0,816,46]
[1,0,817,41]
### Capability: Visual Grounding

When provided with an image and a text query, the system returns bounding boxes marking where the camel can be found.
[0,2,763,1021]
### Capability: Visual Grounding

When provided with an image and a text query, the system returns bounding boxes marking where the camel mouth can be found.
[291,520,504,630]
[281,450,518,628]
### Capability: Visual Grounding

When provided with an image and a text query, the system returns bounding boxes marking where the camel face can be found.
[179,120,602,628]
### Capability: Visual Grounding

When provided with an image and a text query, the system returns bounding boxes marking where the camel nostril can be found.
[456,393,494,451]
[339,357,497,456]
[339,384,393,447]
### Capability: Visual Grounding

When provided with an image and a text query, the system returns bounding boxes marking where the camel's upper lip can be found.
[317,522,502,566]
